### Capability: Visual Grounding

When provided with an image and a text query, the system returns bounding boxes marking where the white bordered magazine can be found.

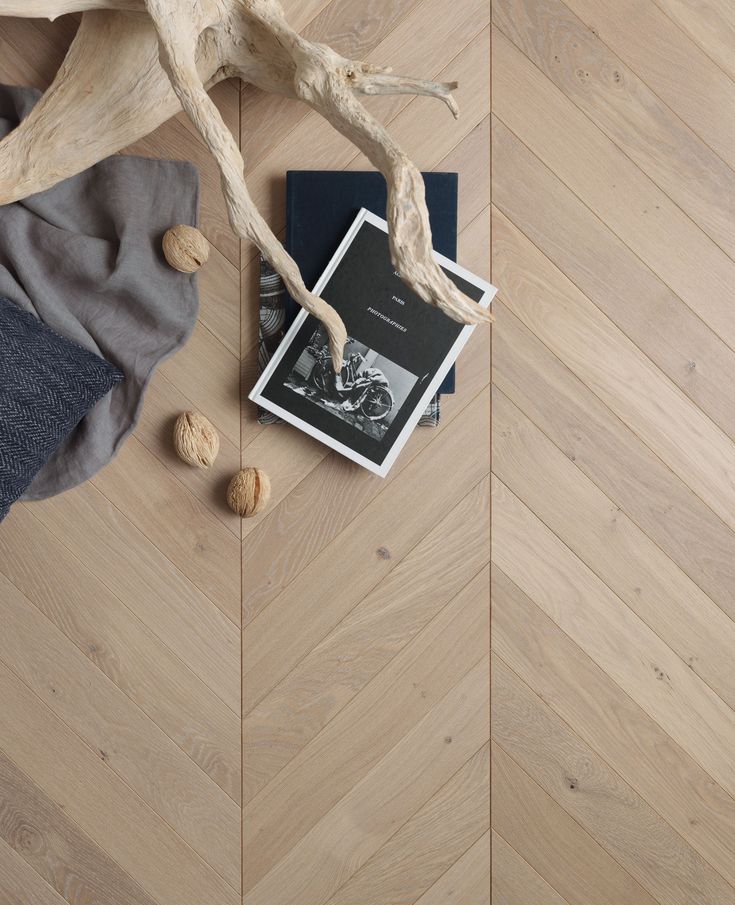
[250,208,496,477]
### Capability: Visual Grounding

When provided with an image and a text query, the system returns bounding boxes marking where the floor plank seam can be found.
[491,296,735,588]
[492,24,735,293]
[492,652,735,895]
[242,549,490,804]
[241,448,491,717]
[552,0,735,182]
[492,302,735,630]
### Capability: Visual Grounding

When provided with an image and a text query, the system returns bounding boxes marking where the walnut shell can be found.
[226,467,271,518]
[173,411,220,468]
[162,225,210,272]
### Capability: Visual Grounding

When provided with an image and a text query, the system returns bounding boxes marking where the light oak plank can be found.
[244,655,490,905]
[493,206,735,536]
[159,319,240,446]
[494,388,735,709]
[0,16,72,87]
[0,750,156,905]
[239,252,264,449]
[440,116,491,231]
[492,117,735,443]
[494,0,735,261]
[652,0,735,83]
[243,479,488,803]
[0,32,48,91]
[492,832,567,905]
[493,568,735,888]
[198,241,240,358]
[492,28,735,353]
[238,421,327,538]
[492,299,735,623]
[0,573,241,890]
[242,387,490,713]
[561,0,735,172]
[0,659,239,905]
[24,482,240,714]
[0,506,240,802]
[0,836,69,905]
[242,308,490,622]
[493,656,735,903]
[492,476,735,805]
[492,743,657,905]
[280,0,340,30]
[243,567,489,891]
[240,186,490,551]
[416,831,490,905]
[91,436,240,621]
[346,28,491,171]
[326,744,489,905]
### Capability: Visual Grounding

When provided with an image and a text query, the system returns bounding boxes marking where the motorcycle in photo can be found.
[308,344,395,422]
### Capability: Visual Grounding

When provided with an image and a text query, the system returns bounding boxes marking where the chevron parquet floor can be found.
[492,0,735,901]
[0,4,490,904]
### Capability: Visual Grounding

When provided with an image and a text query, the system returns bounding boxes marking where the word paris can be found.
[0,0,491,369]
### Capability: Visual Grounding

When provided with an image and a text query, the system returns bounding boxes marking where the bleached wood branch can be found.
[145,0,348,368]
[0,0,490,370]
[0,0,141,16]
[352,69,460,119]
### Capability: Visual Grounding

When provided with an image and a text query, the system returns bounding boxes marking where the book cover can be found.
[285,170,458,394]
[251,209,495,478]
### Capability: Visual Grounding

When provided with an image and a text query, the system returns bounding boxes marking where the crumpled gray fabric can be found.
[0,83,200,501]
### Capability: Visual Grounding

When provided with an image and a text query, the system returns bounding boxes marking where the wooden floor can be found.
[492,0,735,902]
[0,4,490,905]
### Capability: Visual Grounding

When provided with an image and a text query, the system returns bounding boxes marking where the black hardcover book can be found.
[251,210,494,477]
[285,170,458,394]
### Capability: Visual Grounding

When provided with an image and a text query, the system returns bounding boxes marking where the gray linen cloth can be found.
[0,84,199,500]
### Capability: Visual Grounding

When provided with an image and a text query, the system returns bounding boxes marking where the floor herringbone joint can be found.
[0,5,490,904]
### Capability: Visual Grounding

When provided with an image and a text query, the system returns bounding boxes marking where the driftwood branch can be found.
[145,0,348,368]
[0,1,141,15]
[0,0,490,370]
[0,9,225,204]
[351,69,460,119]
[292,49,487,327]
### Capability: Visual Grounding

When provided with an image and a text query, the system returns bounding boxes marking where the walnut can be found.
[162,225,210,273]
[173,411,219,467]
[226,468,271,518]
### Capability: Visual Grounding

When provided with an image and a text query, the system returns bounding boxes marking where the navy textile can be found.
[0,297,124,521]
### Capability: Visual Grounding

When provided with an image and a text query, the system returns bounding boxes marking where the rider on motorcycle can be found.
[340,358,390,413]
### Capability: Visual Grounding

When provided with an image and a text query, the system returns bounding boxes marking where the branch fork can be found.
[0,0,490,371]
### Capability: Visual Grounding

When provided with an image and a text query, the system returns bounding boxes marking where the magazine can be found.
[249,209,496,477]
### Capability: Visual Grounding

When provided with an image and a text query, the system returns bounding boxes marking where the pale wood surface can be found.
[493,0,735,900]
[0,3,490,904]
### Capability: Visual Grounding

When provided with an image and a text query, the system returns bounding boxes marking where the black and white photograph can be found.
[282,326,419,442]
[250,209,495,476]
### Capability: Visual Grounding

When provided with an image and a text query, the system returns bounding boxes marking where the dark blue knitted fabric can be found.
[0,297,124,521]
